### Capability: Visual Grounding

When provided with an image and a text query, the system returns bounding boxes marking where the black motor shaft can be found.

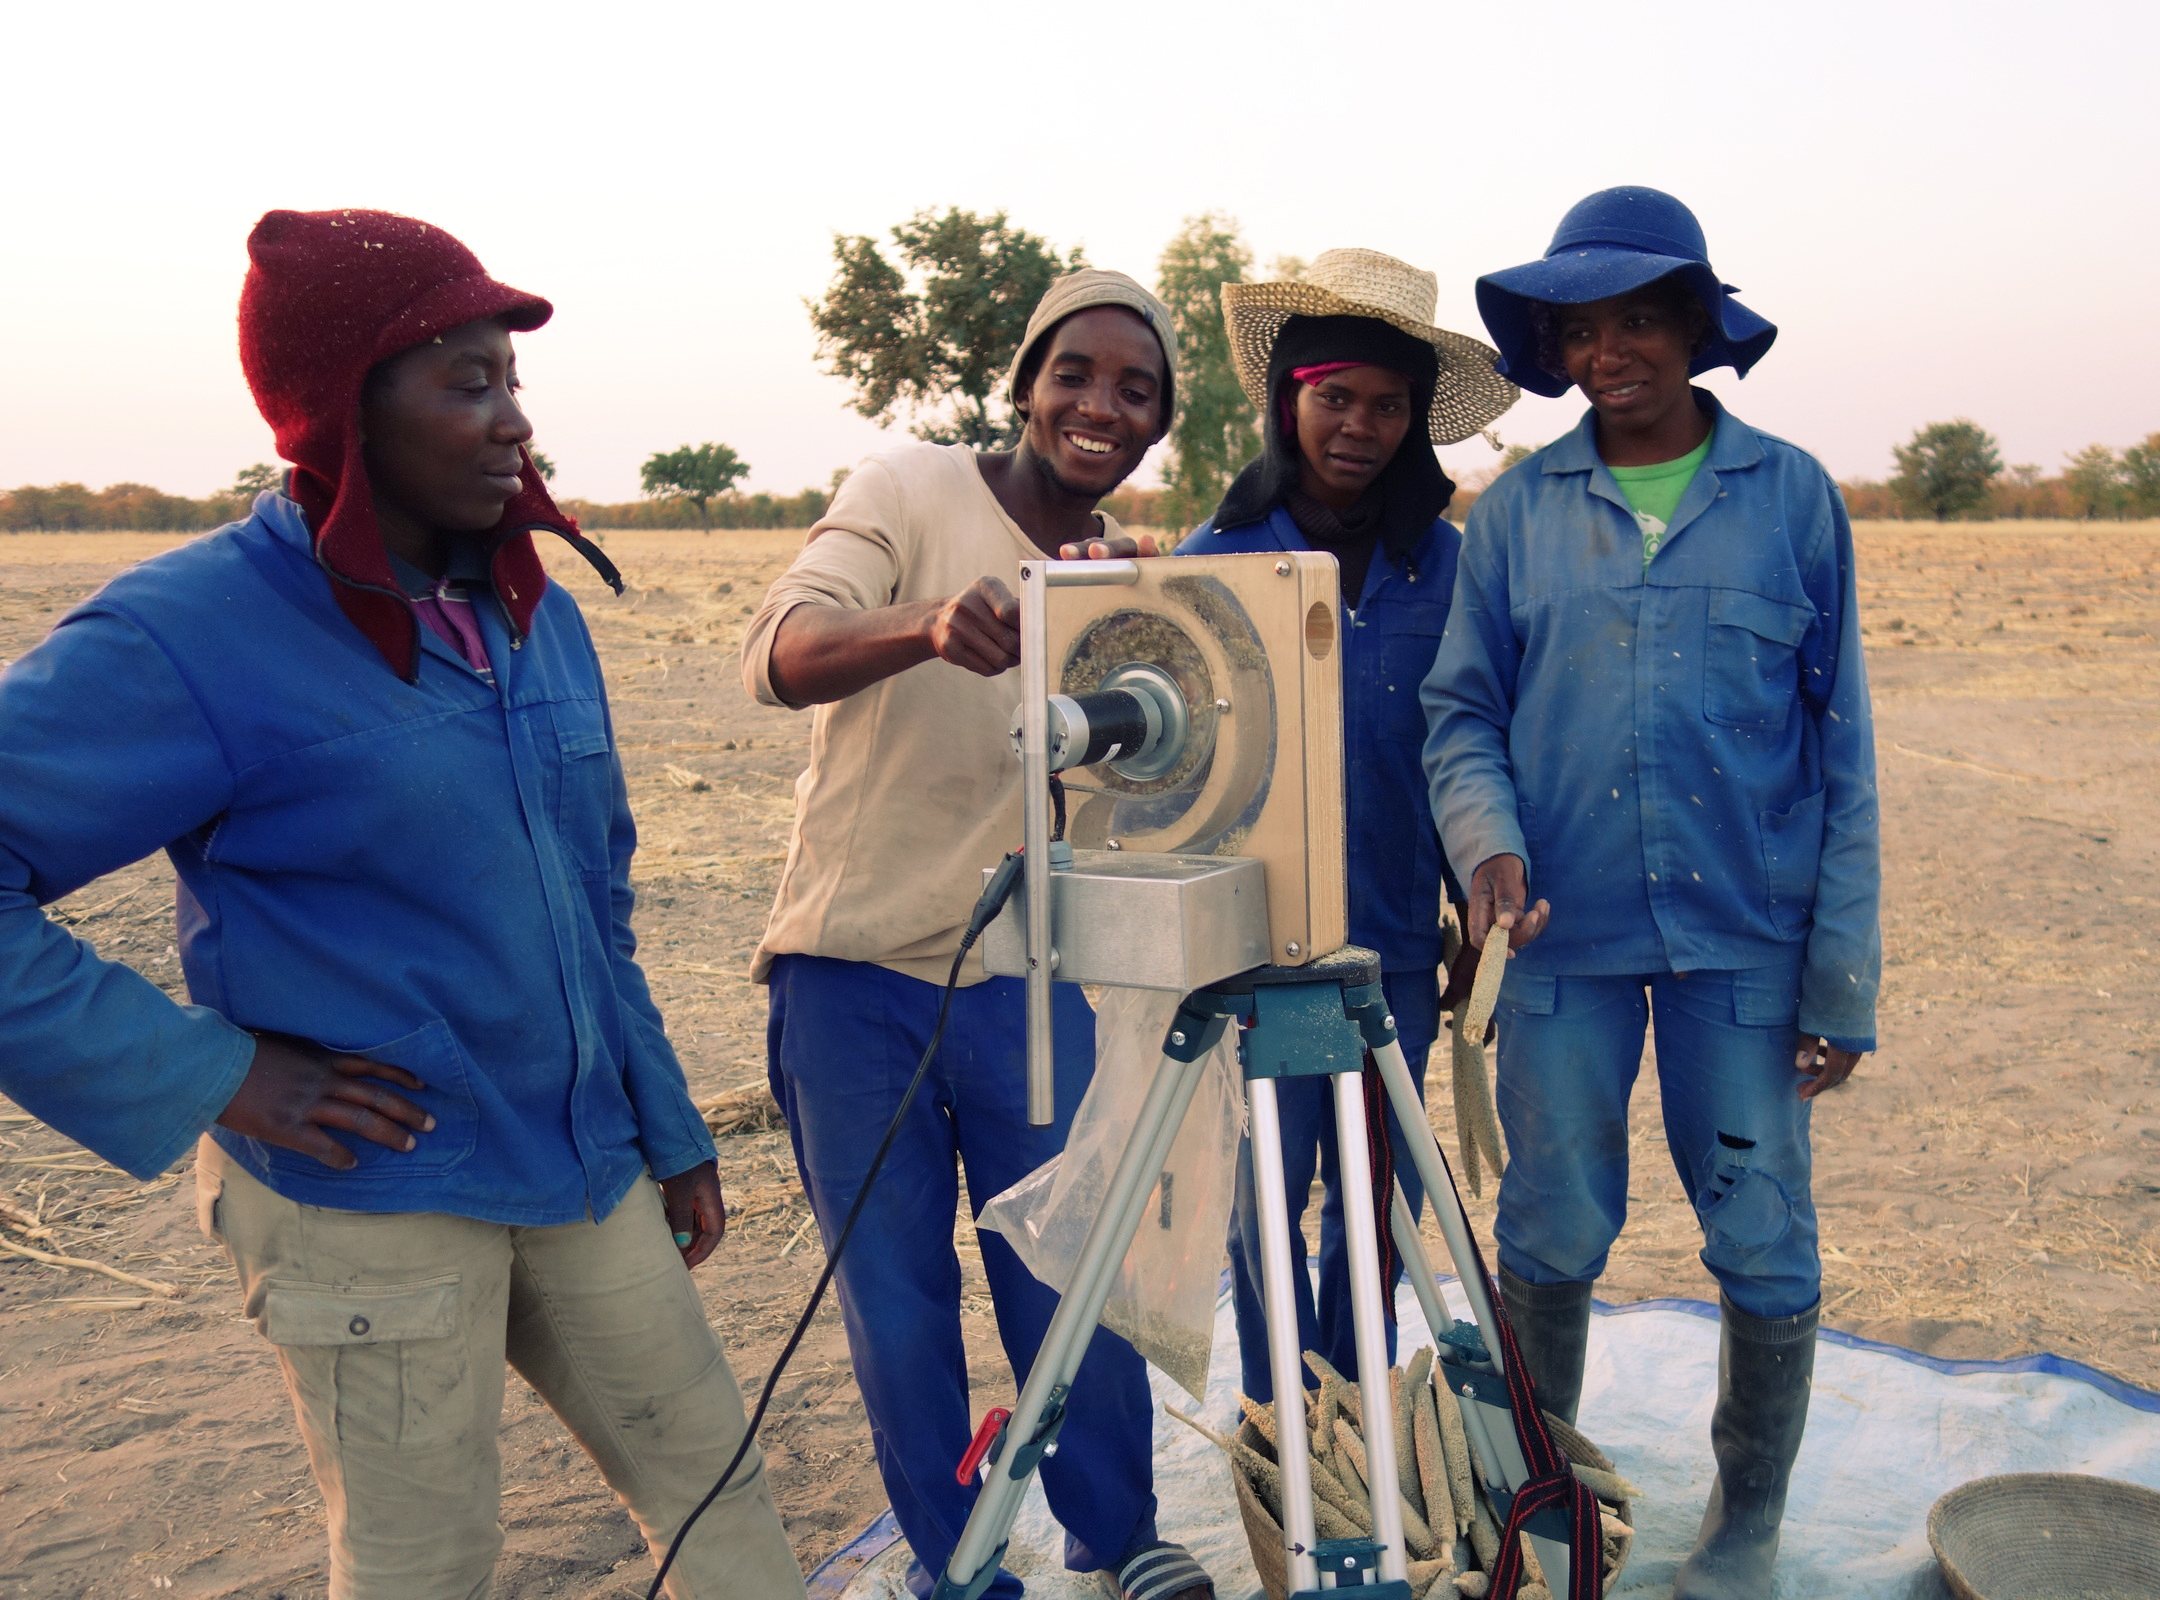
[1051,688,1155,771]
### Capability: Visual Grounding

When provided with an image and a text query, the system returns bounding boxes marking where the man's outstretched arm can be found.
[763,531,1155,707]
[767,577,1020,707]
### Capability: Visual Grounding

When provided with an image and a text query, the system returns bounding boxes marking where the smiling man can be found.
[1424,188,1881,1600]
[742,271,1215,1600]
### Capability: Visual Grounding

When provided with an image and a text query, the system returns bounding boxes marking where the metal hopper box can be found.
[980,849,1270,995]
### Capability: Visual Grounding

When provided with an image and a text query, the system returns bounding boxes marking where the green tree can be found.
[1154,213,1260,532]
[1890,420,2002,520]
[529,450,556,482]
[806,207,1084,449]
[640,443,750,534]
[2062,443,2124,519]
[233,462,283,497]
[2121,432,2160,517]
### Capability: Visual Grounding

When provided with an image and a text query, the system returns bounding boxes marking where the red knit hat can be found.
[239,208,611,679]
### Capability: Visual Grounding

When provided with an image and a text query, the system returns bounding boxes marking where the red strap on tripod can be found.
[1361,1061,1398,1323]
[1428,1140,1603,1599]
[1481,1307,1604,1599]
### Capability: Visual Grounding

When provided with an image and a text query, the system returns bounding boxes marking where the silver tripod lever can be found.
[1370,1037,1505,1372]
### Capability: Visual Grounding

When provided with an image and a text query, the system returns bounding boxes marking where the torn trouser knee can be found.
[1691,1130,1819,1318]
[1696,1133,1795,1254]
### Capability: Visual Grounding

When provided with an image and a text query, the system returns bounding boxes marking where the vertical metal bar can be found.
[1018,559,1054,1127]
[1369,1037,1504,1374]
[942,1047,1208,1589]
[1247,1077,1320,1597]
[1017,558,1139,1126]
[1331,1071,1407,1583]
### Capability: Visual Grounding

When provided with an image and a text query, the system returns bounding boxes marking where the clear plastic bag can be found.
[978,988,1243,1403]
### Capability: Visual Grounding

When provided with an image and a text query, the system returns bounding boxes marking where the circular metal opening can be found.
[1096,662,1190,782]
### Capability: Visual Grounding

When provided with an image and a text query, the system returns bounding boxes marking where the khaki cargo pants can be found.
[195,1137,806,1600]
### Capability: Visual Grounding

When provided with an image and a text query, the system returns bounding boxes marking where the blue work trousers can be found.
[1490,961,1820,1320]
[766,955,1159,1600]
[1226,968,1441,1402]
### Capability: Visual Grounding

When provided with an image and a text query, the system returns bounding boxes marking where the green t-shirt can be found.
[1608,435,1712,564]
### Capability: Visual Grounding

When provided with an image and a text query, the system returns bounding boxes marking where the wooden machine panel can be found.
[1048,551,1346,966]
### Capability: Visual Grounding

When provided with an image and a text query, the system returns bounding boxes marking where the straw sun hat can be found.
[1221,248,1518,446]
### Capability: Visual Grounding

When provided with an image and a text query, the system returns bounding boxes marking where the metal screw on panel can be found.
[1286,942,1302,957]
[1106,839,1122,850]
[1384,1015,1396,1029]
[1170,1031,1187,1047]
[1215,698,1231,712]
[1274,560,1292,576]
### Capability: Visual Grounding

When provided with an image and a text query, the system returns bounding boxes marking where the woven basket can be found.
[1928,1473,2160,1600]
[1230,1410,1633,1600]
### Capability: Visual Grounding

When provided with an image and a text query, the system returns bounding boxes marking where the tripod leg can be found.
[1245,1077,1321,1597]
[1329,1070,1409,1584]
[1369,1037,1505,1373]
[1388,1180,1455,1344]
[937,1045,1213,1600]
[1371,1043,1579,1593]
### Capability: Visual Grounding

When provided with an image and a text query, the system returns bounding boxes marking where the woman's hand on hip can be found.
[660,1161,727,1269]
[1467,853,1550,952]
[216,1034,436,1171]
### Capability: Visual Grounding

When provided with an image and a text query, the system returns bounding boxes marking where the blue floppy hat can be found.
[1475,186,1776,399]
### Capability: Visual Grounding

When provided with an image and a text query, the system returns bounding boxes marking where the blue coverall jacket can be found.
[1180,505,1463,972]
[0,493,715,1221]
[1420,394,1880,1051]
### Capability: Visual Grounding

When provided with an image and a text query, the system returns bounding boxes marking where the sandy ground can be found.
[1,520,2156,1597]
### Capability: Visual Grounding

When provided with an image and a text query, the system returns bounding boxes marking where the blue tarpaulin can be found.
[813,1275,2160,1600]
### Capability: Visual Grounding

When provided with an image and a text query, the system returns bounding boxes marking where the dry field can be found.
[1,519,2156,1597]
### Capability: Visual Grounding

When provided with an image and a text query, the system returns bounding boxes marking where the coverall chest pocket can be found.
[1703,590,1812,730]
[550,699,616,879]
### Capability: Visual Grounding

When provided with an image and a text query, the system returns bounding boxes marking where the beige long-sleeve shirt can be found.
[743,443,1120,985]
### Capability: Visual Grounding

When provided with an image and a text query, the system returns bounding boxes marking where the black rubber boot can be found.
[1672,1294,1819,1600]
[1497,1266,1594,1428]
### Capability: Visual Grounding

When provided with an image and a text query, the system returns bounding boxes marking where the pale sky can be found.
[4,0,2154,506]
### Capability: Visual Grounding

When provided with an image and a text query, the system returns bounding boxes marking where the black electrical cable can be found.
[645,849,1028,1599]
[1049,773,1067,843]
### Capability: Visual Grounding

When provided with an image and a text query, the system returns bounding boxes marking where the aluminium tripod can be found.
[930,946,1602,1600]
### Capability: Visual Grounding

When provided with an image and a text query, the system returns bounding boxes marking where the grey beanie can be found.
[1006,268,1179,438]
